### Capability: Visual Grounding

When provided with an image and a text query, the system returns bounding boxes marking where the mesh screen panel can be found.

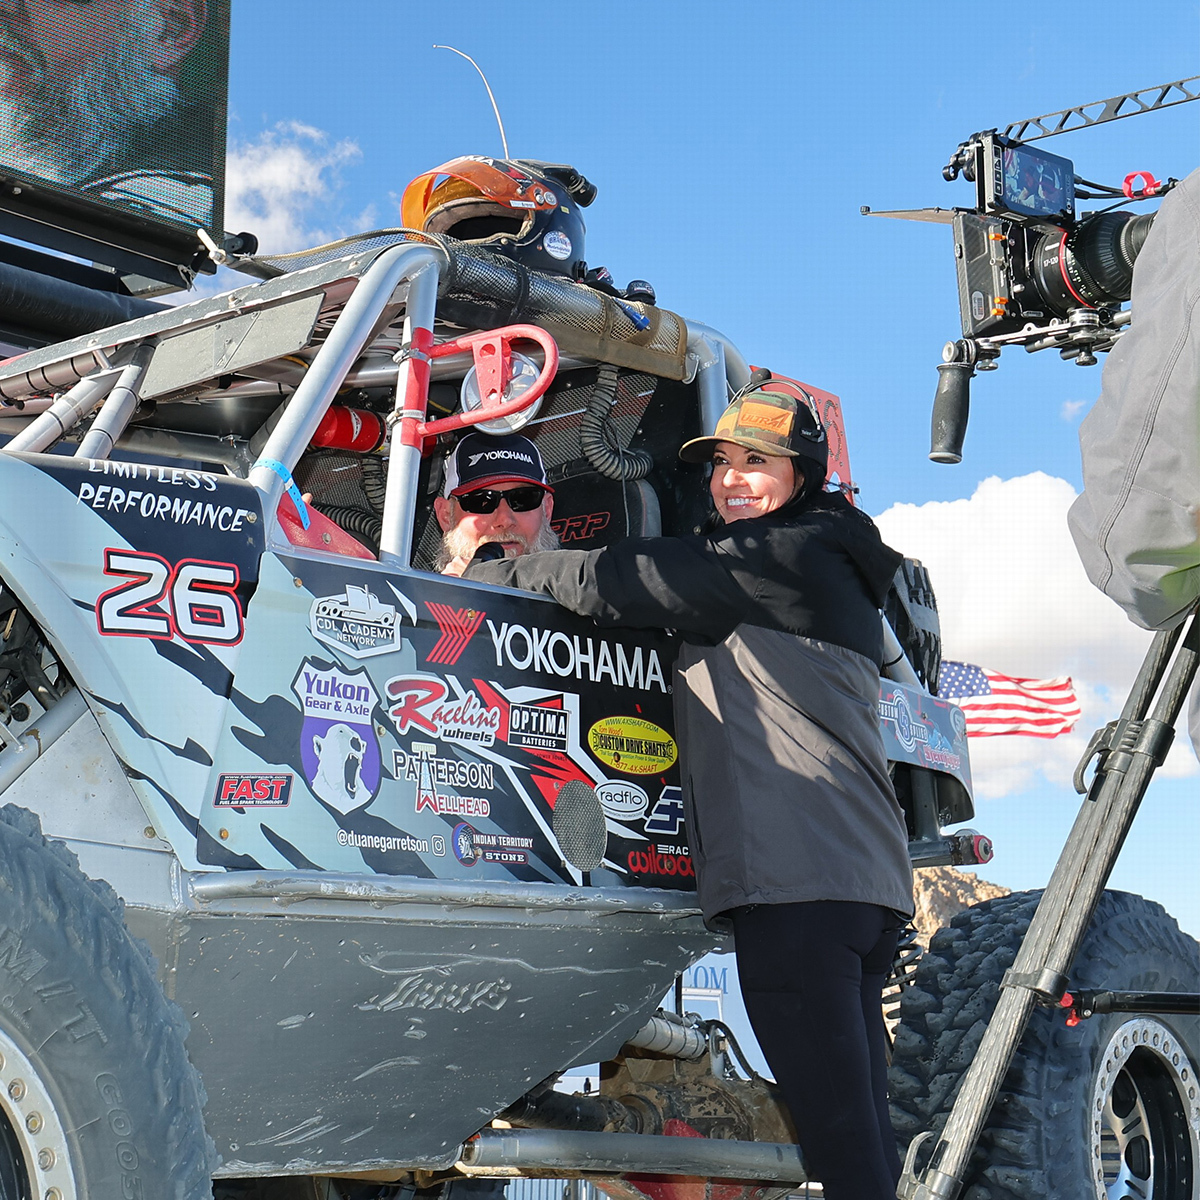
[0,0,228,233]
[552,781,607,872]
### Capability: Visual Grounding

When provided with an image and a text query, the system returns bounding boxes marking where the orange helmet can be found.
[402,156,594,277]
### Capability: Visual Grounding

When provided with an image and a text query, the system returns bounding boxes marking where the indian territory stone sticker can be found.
[310,584,404,659]
[293,660,382,814]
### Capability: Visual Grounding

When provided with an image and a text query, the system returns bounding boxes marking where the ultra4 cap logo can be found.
[293,660,382,814]
[311,583,416,659]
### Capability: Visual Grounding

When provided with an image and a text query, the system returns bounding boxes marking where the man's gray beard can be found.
[435,520,560,572]
[0,0,178,185]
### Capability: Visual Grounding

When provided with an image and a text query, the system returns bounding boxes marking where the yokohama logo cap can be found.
[444,430,552,496]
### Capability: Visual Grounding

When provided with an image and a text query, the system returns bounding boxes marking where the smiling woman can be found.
[467,379,914,1200]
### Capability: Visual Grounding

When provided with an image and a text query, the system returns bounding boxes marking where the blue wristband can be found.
[254,456,310,530]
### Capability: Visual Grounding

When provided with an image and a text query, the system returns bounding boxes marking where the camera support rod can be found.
[1001,75,1200,144]
[898,607,1199,1200]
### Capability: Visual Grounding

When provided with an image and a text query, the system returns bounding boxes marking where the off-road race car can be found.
[0,227,1190,1200]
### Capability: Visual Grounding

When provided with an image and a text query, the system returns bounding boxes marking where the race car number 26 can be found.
[97,549,244,645]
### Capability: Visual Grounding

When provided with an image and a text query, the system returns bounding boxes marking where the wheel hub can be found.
[1091,1017,1200,1200]
[0,1023,77,1200]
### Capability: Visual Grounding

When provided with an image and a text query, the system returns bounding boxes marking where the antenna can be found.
[433,45,510,159]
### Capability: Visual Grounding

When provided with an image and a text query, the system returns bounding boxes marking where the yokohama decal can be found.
[425,602,486,665]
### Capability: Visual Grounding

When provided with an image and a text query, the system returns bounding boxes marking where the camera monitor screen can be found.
[998,144,1075,222]
[0,0,228,239]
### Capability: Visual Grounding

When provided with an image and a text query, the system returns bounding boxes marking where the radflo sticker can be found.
[596,781,649,820]
[587,716,678,776]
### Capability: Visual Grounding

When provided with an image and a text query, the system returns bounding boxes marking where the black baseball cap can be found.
[443,431,552,497]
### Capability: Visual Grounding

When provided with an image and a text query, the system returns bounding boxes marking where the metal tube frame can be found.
[379,263,440,567]
[0,689,89,794]
[5,368,121,454]
[249,242,446,529]
[75,343,154,460]
[460,1127,808,1184]
[900,610,1200,1200]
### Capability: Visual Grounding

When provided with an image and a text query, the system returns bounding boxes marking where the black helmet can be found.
[402,156,595,277]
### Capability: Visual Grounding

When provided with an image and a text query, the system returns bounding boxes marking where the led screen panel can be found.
[0,0,228,240]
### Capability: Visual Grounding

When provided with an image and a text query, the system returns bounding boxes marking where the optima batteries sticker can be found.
[587,716,678,776]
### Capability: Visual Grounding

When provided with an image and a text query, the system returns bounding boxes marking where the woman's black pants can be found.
[731,900,902,1200]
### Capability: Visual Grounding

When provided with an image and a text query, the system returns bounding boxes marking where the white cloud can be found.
[1060,398,1088,421]
[223,123,372,255]
[876,472,1197,797]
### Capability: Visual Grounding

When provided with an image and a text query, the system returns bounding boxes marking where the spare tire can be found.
[889,889,1200,1199]
[0,804,214,1198]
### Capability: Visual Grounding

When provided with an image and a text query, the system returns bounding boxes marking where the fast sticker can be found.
[587,716,677,776]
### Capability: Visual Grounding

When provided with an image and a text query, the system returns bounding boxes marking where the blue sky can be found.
[221,1,1200,941]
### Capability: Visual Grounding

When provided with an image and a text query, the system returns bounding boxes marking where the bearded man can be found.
[434,431,559,576]
[0,0,214,225]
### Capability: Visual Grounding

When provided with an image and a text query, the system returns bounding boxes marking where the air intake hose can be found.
[580,364,653,481]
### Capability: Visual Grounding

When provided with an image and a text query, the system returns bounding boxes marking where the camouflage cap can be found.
[679,388,822,463]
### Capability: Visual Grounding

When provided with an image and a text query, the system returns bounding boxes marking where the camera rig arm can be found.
[907,76,1200,462]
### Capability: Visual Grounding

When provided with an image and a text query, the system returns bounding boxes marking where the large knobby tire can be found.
[889,890,1200,1199]
[0,804,214,1198]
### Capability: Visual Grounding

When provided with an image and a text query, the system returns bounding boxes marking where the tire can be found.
[0,804,214,1198]
[889,889,1200,1200]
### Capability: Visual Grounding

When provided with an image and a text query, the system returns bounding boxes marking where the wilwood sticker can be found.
[587,716,677,776]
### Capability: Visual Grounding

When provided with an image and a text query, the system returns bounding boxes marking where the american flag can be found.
[939,661,1081,738]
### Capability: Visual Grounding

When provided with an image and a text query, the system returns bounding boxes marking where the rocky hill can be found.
[911,866,1010,945]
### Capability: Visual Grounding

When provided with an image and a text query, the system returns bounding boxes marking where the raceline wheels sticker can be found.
[587,716,678,776]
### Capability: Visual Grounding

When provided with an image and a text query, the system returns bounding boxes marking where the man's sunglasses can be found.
[455,486,546,515]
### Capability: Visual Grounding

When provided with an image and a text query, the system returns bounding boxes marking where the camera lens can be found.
[1029,211,1155,315]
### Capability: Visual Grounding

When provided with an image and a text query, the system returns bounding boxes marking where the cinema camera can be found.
[864,76,1200,463]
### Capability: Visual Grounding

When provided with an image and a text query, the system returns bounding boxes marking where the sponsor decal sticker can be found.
[385,674,502,747]
[213,773,293,807]
[588,716,678,775]
[452,823,534,867]
[396,743,492,819]
[644,785,686,837]
[426,603,486,666]
[507,703,569,751]
[486,621,667,692]
[311,584,407,658]
[595,780,649,821]
[551,511,611,543]
[879,689,929,755]
[293,661,382,813]
[543,230,572,260]
[627,847,694,878]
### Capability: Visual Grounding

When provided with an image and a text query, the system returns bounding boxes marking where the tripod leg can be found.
[898,611,1199,1200]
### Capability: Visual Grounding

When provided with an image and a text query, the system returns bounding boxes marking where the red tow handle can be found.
[418,325,559,439]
